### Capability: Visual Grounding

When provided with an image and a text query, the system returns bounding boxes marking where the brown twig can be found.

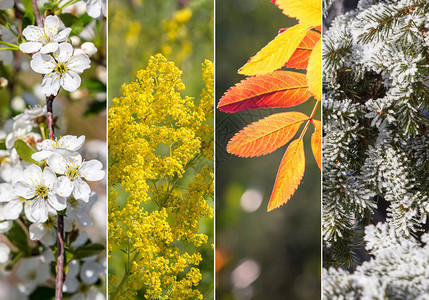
[31,0,42,26]
[46,95,64,300]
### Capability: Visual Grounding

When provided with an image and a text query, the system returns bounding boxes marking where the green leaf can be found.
[22,13,35,29]
[60,13,84,35]
[30,287,55,300]
[84,100,107,117]
[82,79,106,93]
[74,243,105,260]
[4,222,29,254]
[14,139,38,164]
[0,139,5,150]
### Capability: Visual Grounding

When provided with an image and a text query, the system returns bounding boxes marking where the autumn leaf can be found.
[272,0,321,27]
[218,71,311,113]
[239,24,311,76]
[267,138,305,211]
[284,29,320,69]
[227,112,308,157]
[307,40,321,101]
[311,119,321,169]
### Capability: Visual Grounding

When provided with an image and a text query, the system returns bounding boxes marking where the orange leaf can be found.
[227,112,308,157]
[239,24,310,76]
[218,71,311,113]
[268,138,305,211]
[284,30,320,69]
[311,119,321,169]
[307,40,321,101]
[272,0,321,27]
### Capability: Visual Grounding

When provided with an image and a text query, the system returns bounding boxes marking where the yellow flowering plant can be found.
[108,54,214,299]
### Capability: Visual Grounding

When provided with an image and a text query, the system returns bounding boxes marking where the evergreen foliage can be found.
[322,0,429,289]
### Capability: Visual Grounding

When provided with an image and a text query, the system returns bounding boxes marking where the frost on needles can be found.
[322,0,429,292]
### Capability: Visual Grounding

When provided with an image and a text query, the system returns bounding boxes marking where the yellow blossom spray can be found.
[108,54,214,299]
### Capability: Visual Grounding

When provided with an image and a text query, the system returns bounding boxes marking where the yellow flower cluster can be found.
[161,8,193,62]
[108,54,214,299]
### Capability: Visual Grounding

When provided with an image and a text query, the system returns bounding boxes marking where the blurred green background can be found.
[108,0,214,298]
[216,0,321,299]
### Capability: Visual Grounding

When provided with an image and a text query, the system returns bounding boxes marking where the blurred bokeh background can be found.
[216,1,321,299]
[108,0,214,298]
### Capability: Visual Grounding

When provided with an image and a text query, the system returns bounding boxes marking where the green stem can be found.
[0,41,19,50]
[0,48,19,51]
[5,24,19,38]
[59,0,80,10]
[202,281,214,300]
[110,251,140,299]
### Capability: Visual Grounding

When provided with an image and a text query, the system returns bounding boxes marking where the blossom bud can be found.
[81,42,97,56]
[0,77,7,89]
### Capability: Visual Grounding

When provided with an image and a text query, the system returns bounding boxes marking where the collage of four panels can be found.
[0,0,428,299]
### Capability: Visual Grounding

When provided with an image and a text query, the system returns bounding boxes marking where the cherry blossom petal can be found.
[40,42,59,54]
[36,139,56,151]
[3,200,23,220]
[80,160,105,181]
[55,176,73,198]
[80,261,101,284]
[60,135,86,151]
[47,194,66,211]
[41,73,61,96]
[55,28,72,42]
[0,243,10,263]
[0,183,14,201]
[23,164,43,185]
[73,179,91,202]
[22,26,43,42]
[47,153,67,175]
[54,42,73,63]
[43,15,60,37]
[60,70,81,92]
[42,167,58,188]
[32,150,52,161]
[67,54,91,73]
[29,222,45,241]
[30,53,56,74]
[19,42,43,53]
[14,182,36,199]
[76,210,92,227]
[30,199,49,223]
[86,0,105,18]
[0,218,12,233]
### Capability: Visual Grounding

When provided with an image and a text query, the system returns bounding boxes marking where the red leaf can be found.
[284,30,320,69]
[268,138,305,211]
[227,111,308,157]
[218,71,311,113]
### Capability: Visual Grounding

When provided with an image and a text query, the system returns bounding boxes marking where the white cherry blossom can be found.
[32,135,85,161]
[29,215,73,246]
[85,0,106,18]
[17,256,51,295]
[5,118,41,149]
[48,152,104,202]
[14,165,66,223]
[19,15,71,54]
[0,242,10,264]
[13,105,47,128]
[30,42,91,96]
[67,192,98,226]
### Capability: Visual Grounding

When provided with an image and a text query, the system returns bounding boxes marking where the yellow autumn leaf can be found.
[239,24,310,76]
[267,138,305,211]
[273,0,321,27]
[307,40,321,101]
